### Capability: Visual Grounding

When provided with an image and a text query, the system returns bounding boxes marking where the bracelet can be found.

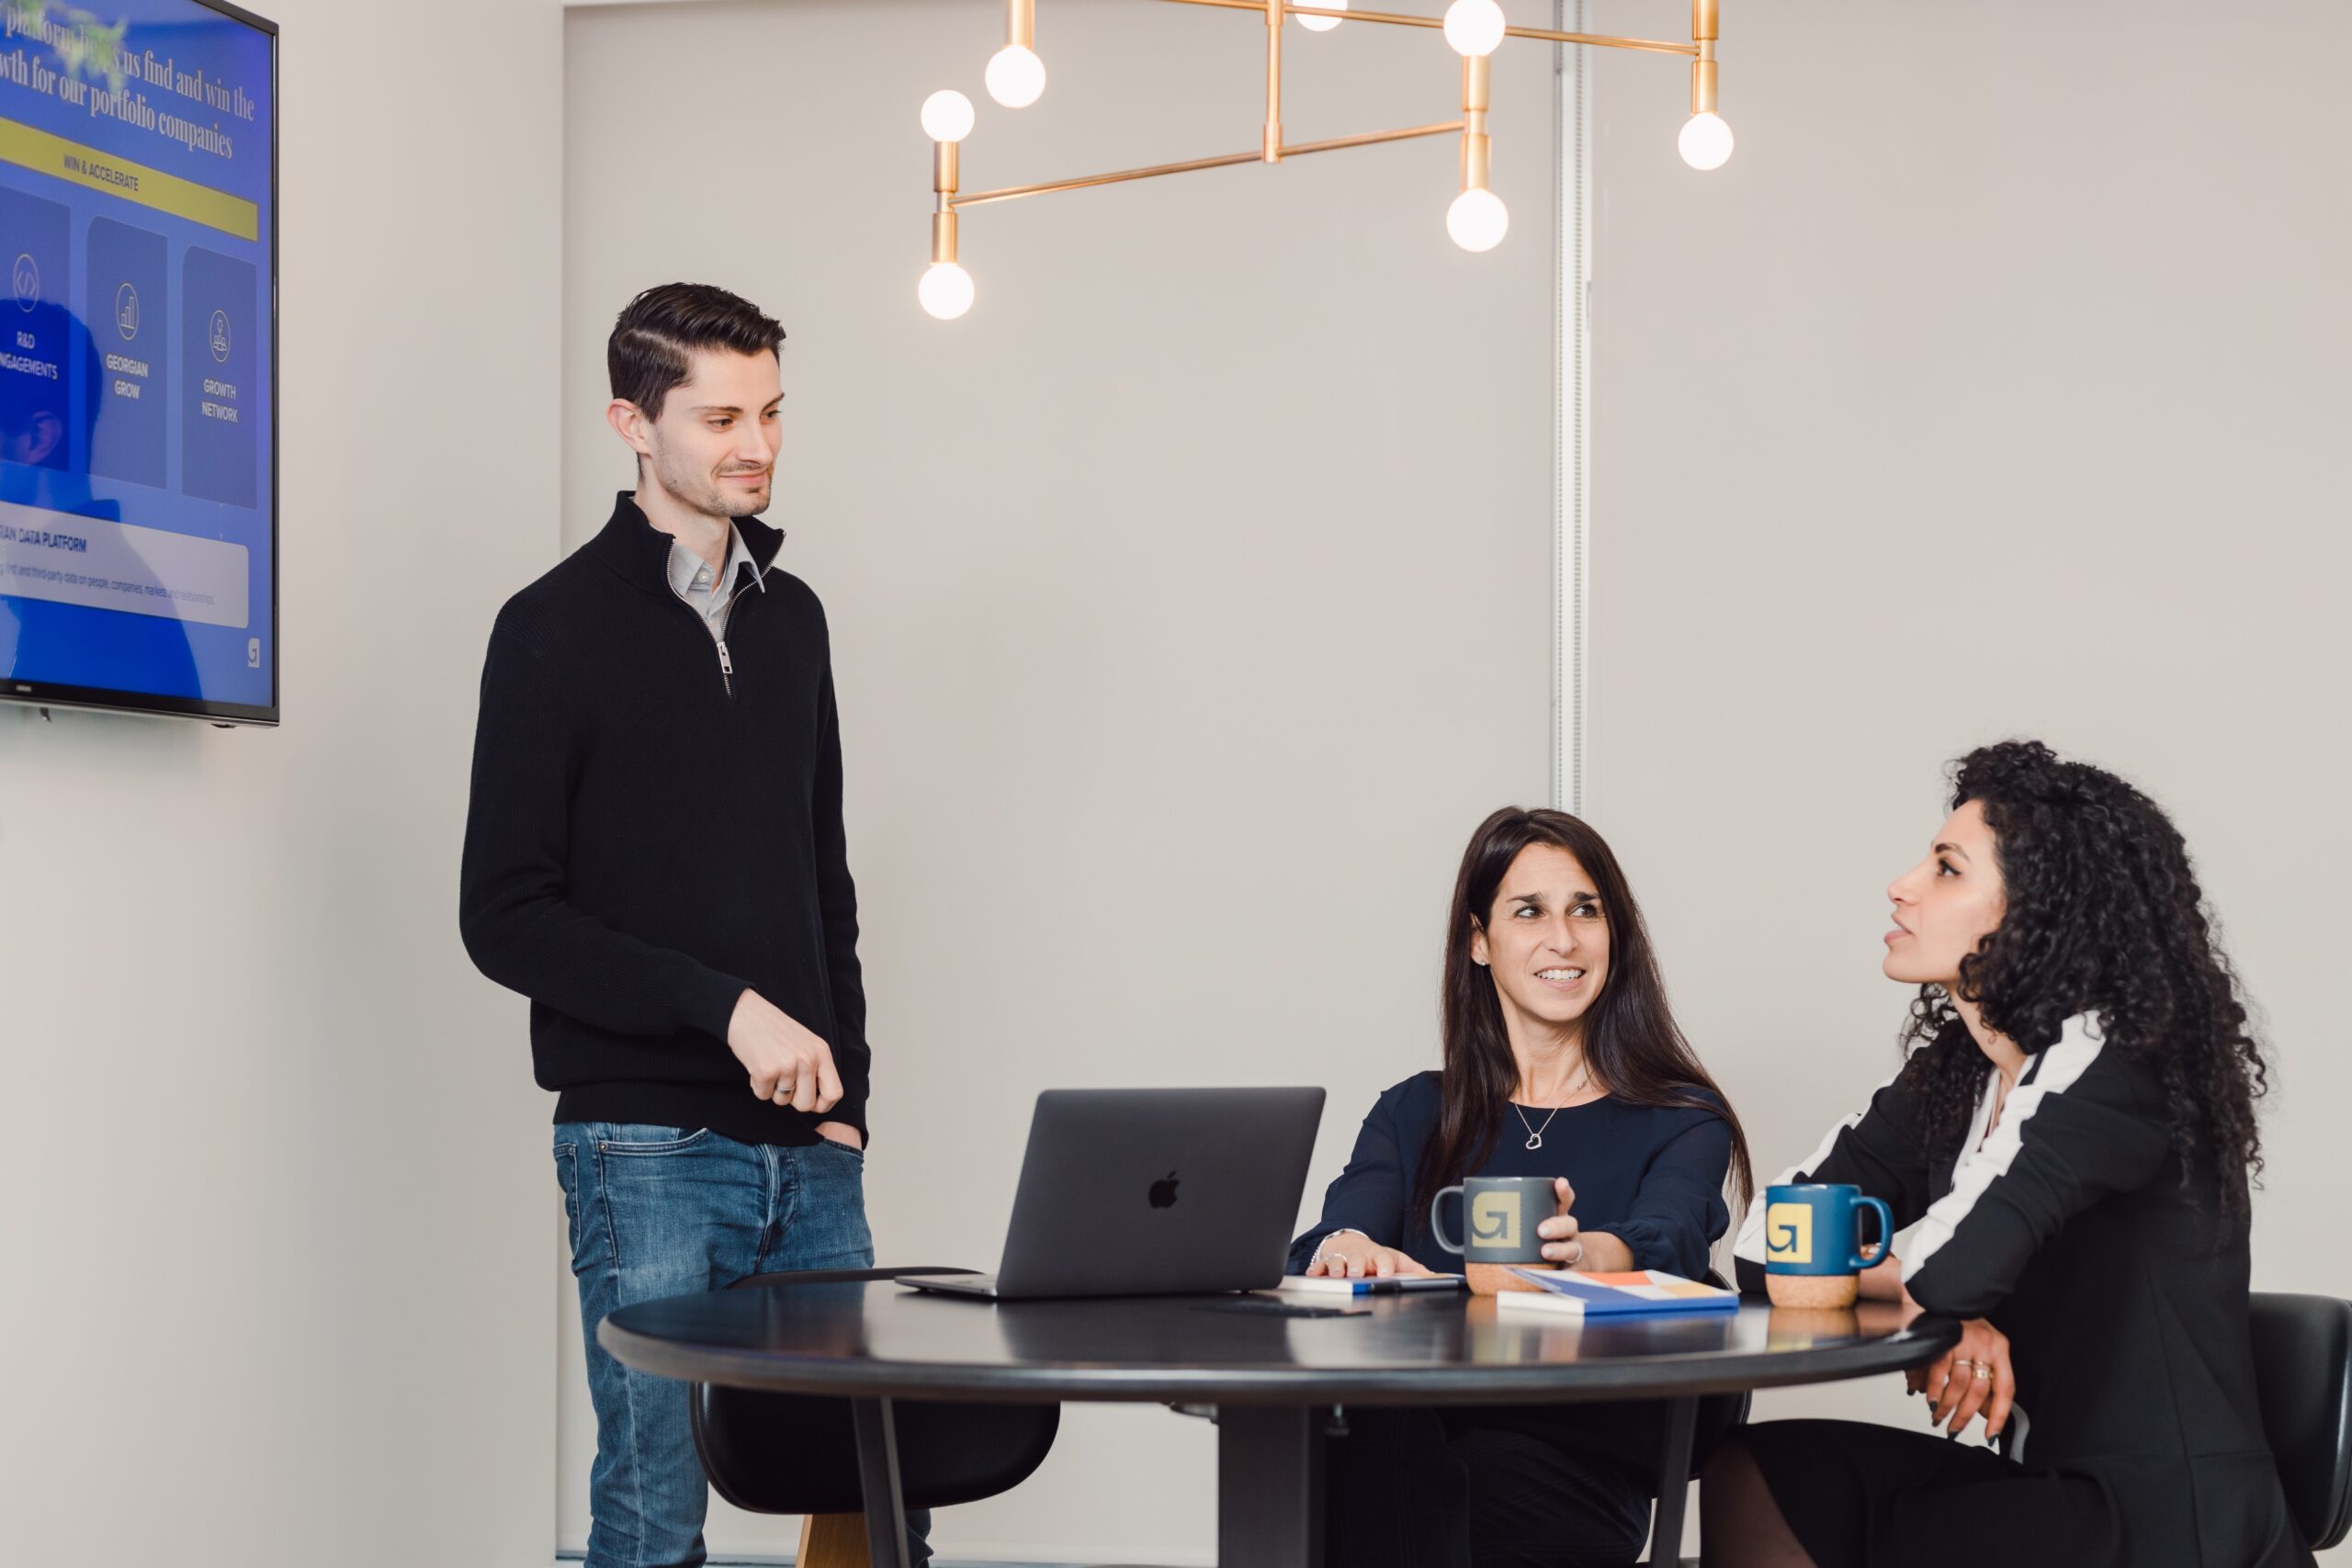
[1311,1228,1370,1269]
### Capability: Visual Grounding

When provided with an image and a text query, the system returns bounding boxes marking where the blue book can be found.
[1277,1273,1467,1296]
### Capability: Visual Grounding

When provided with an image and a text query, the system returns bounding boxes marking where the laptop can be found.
[904,1087,1326,1301]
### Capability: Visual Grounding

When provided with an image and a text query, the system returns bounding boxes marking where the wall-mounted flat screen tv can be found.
[0,0,276,724]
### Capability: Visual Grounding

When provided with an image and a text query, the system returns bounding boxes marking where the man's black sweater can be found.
[459,492,869,1145]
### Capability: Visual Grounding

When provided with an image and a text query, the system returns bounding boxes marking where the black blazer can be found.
[1736,1015,2310,1568]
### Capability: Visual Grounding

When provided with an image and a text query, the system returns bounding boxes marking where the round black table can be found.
[602,1279,1958,1567]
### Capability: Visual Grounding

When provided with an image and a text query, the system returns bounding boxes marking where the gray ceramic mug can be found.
[1429,1175,1555,1265]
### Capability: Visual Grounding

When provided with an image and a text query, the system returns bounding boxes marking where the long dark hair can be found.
[1411,807,1754,1224]
[1898,740,2269,1224]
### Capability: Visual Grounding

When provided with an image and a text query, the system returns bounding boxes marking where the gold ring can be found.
[1971,1362,1992,1381]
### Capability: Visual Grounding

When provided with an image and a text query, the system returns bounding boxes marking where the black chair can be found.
[2248,1291,2352,1551]
[1690,1266,1756,1464]
[1642,1269,1751,1564]
[689,1267,1060,1568]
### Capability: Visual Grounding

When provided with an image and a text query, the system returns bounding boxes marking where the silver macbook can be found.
[905,1087,1325,1301]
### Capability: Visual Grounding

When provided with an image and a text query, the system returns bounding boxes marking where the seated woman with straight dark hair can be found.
[1291,807,1754,1568]
[1703,740,2311,1568]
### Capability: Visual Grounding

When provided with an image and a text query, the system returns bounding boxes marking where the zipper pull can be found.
[717,640,733,678]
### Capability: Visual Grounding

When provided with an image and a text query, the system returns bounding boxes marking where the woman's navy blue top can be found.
[1288,1070,1735,1277]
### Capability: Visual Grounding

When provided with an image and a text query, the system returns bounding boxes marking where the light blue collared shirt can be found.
[665,524,765,642]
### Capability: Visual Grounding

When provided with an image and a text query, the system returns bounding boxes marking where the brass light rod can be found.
[951,149,1267,209]
[951,119,1464,209]
[1286,118,1465,158]
[1149,0,1699,57]
[1264,0,1283,162]
[1692,0,1718,112]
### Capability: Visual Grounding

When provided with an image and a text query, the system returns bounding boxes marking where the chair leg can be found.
[1647,1396,1700,1565]
[797,1512,874,1568]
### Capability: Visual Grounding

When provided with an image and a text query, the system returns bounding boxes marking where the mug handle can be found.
[1430,1185,1467,1254]
[1850,1196,1896,1270]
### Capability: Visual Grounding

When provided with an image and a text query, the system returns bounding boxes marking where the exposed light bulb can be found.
[920,89,975,143]
[985,44,1046,108]
[1446,187,1510,252]
[918,263,975,320]
[1678,111,1735,171]
[1298,0,1348,32]
[1442,0,1506,57]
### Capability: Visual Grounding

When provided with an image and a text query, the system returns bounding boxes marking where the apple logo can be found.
[1148,1170,1181,1209]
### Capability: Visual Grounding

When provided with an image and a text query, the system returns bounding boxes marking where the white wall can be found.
[562,0,1557,1558]
[1584,0,2350,1551]
[0,1,565,1562]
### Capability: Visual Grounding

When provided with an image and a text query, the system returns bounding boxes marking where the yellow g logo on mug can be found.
[1471,1191,1521,1248]
[1766,1201,1814,1266]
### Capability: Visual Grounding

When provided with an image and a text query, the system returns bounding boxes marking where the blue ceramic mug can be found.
[1764,1182,1894,1277]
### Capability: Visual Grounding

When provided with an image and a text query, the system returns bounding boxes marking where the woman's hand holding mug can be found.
[1534,1177,1586,1268]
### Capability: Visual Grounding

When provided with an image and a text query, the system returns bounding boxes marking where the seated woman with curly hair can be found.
[1703,740,2310,1568]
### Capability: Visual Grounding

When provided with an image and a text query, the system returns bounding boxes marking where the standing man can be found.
[462,283,918,1567]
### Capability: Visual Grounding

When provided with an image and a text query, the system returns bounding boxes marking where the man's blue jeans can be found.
[555,1122,931,1568]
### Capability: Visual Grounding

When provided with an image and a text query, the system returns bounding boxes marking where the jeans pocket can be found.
[594,1124,712,1156]
[814,1134,865,1161]
[553,1143,582,1260]
[785,1140,875,1269]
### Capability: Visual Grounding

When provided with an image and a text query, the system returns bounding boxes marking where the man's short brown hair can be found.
[607,283,786,421]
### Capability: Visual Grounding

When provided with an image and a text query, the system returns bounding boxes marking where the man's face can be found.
[628,347,783,520]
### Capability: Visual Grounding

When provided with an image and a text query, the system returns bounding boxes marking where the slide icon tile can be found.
[87,218,167,489]
[180,246,255,508]
[0,186,75,473]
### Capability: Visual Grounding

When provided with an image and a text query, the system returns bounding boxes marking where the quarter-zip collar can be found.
[586,490,785,599]
[665,523,764,606]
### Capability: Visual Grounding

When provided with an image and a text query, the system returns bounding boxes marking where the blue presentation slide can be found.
[0,1,275,716]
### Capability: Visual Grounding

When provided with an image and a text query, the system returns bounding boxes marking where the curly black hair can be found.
[1897,740,2269,1225]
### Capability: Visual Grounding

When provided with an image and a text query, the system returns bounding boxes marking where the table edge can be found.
[596,1313,1962,1407]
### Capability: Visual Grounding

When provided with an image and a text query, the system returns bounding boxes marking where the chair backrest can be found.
[2247,1292,2352,1551]
[688,1267,1061,1517]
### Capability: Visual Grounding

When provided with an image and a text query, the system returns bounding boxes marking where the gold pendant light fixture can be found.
[918,0,1730,320]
